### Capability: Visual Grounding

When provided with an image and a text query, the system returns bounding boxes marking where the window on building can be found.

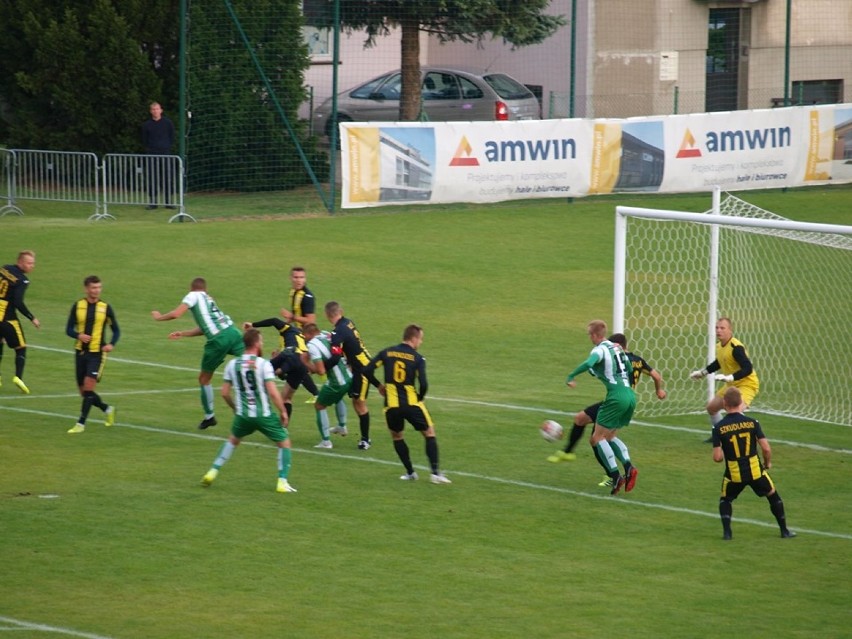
[705,8,742,112]
[302,0,331,60]
[791,79,843,105]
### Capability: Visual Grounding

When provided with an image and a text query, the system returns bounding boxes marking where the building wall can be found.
[303,0,852,122]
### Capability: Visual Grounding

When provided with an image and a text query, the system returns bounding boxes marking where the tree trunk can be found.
[399,16,421,121]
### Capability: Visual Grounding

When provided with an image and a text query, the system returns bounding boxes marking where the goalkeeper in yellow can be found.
[690,317,759,440]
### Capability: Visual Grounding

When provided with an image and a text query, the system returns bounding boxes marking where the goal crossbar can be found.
[613,193,852,426]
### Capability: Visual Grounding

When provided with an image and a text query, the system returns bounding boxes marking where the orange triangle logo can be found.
[449,136,479,166]
[676,128,702,158]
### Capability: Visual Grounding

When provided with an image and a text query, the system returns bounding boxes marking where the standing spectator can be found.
[280,266,315,329]
[66,276,120,433]
[152,277,244,430]
[0,250,41,394]
[363,324,451,484]
[691,317,759,441]
[712,387,795,540]
[565,320,637,495]
[302,322,352,449]
[141,101,176,210]
[549,332,665,488]
[201,329,296,493]
[325,301,373,450]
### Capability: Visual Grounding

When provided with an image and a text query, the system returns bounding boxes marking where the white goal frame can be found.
[613,188,852,425]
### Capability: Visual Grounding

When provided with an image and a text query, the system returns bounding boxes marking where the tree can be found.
[185,0,324,191]
[317,0,566,120]
[0,0,177,153]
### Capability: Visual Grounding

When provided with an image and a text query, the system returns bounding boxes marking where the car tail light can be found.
[495,101,509,120]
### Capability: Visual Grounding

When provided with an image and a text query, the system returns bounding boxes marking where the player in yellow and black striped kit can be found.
[0,250,41,393]
[363,324,451,484]
[712,387,795,540]
[65,276,120,434]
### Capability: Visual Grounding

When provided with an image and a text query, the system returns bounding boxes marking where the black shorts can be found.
[76,351,105,386]
[721,472,776,501]
[348,370,370,401]
[583,402,602,422]
[385,404,433,433]
[0,320,25,349]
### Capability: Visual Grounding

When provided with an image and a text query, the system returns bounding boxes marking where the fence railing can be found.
[0,149,193,222]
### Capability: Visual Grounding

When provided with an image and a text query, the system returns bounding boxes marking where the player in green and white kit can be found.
[302,323,352,449]
[152,277,244,430]
[566,320,638,495]
[200,328,296,493]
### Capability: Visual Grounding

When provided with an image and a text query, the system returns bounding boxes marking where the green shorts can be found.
[596,386,636,430]
[231,413,288,442]
[201,326,244,373]
[317,381,351,407]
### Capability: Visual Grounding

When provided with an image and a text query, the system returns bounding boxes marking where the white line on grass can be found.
[0,615,117,638]
[1,403,849,540]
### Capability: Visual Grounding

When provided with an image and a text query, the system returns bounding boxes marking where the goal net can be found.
[614,192,852,426]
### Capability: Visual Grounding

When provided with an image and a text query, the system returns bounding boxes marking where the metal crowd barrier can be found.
[1,149,101,218]
[102,153,193,222]
[0,149,193,222]
[0,149,22,217]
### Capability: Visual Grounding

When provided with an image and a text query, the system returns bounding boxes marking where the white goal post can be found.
[613,189,852,426]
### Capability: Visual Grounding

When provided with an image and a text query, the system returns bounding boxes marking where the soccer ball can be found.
[540,419,564,443]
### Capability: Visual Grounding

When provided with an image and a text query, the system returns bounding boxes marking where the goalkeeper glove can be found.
[715,373,734,382]
[689,369,707,380]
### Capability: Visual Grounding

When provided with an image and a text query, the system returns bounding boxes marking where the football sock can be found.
[277,447,292,479]
[359,412,370,441]
[767,492,789,531]
[89,391,107,412]
[316,408,331,439]
[591,442,610,472]
[334,401,347,428]
[393,439,414,474]
[200,384,215,417]
[609,437,631,468]
[565,423,586,453]
[15,348,26,378]
[425,436,440,474]
[79,391,95,425]
[78,391,107,424]
[709,411,723,427]
[284,402,293,418]
[719,498,733,535]
[212,440,236,469]
[594,441,619,474]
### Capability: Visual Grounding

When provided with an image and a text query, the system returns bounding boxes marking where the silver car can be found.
[313,67,541,139]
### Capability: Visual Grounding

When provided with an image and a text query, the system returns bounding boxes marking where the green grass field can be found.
[1,186,850,639]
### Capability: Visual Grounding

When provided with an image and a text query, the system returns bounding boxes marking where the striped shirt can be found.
[223,355,276,418]
[308,332,352,389]
[181,290,234,339]
[67,298,120,352]
[589,340,632,389]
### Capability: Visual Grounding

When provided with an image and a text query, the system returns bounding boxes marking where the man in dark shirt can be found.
[0,250,41,393]
[66,275,120,433]
[363,324,451,484]
[712,387,795,540]
[141,101,176,209]
[326,301,373,450]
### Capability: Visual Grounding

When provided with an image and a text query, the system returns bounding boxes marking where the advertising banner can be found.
[340,104,852,208]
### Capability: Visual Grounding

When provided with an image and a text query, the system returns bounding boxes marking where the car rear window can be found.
[482,73,533,100]
[351,73,400,100]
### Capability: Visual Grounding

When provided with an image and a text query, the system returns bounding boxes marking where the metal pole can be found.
[178,0,187,163]
[569,0,577,118]
[329,0,340,213]
[783,0,791,106]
